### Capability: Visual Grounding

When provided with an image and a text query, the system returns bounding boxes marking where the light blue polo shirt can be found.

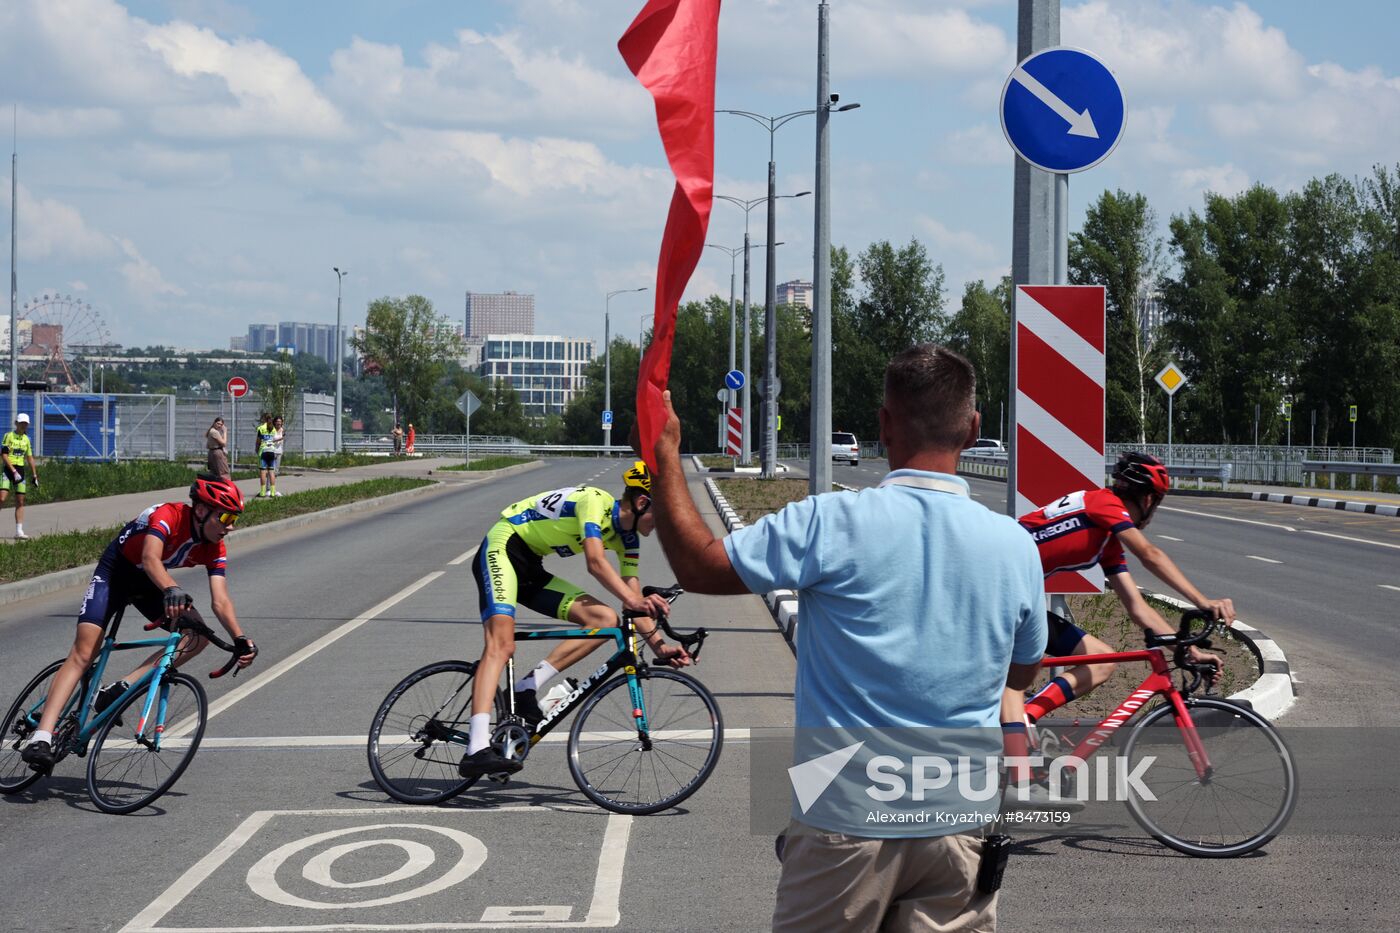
[724,470,1046,731]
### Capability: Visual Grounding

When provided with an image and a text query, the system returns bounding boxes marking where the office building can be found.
[775,279,813,309]
[465,291,534,338]
[245,322,346,369]
[478,334,594,418]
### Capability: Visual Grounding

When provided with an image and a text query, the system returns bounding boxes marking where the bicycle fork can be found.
[132,645,182,752]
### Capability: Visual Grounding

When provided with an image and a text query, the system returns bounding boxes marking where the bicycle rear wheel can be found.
[1123,697,1297,857]
[567,668,722,815]
[368,661,504,804]
[87,672,208,814]
[0,660,65,794]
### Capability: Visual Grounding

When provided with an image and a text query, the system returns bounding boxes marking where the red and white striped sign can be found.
[1014,285,1106,594]
[725,407,742,456]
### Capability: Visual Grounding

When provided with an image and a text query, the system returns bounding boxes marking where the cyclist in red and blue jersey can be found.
[20,476,259,774]
[1002,453,1233,797]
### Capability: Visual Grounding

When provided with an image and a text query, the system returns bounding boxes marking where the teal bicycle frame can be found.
[24,627,191,757]
[514,623,649,744]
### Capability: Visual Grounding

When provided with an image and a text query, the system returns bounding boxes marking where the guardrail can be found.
[954,452,1233,489]
[1301,460,1400,492]
[340,436,634,458]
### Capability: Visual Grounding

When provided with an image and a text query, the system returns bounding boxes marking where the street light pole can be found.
[604,287,647,453]
[715,191,808,467]
[332,267,347,452]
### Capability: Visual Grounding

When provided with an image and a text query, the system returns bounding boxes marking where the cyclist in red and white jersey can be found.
[1002,453,1233,795]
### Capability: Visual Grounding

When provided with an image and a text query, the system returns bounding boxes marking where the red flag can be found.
[618,0,720,468]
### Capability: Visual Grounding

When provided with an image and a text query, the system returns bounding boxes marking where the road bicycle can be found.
[0,610,244,814]
[368,585,723,814]
[1028,608,1297,857]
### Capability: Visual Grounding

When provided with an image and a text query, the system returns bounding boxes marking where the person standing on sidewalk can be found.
[391,422,404,456]
[1,412,41,540]
[205,417,231,481]
[405,422,416,456]
[257,416,282,498]
[647,345,1047,932]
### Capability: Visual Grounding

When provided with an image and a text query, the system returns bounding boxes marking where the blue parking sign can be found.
[602,410,613,425]
[1000,47,1125,174]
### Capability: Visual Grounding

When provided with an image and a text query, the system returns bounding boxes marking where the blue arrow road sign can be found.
[725,369,745,391]
[1000,47,1125,174]
[602,410,613,425]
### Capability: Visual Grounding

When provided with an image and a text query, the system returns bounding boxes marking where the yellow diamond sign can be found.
[1155,363,1187,396]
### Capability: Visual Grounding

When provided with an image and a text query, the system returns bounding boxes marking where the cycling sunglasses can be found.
[216,511,240,528]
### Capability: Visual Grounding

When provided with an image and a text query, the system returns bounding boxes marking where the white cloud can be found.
[116,236,186,299]
[1171,163,1251,197]
[13,105,124,138]
[325,29,649,136]
[4,185,116,263]
[917,216,999,264]
[942,124,1009,166]
[69,280,89,292]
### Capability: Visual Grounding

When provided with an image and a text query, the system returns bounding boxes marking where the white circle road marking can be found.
[246,823,487,910]
[302,839,435,889]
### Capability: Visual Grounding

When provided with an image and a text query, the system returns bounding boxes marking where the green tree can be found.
[831,245,884,441]
[562,340,641,447]
[945,278,1010,440]
[351,295,463,425]
[855,238,947,359]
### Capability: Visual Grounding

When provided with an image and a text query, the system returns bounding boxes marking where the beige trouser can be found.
[772,823,995,933]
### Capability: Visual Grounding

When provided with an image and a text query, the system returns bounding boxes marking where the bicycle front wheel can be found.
[87,672,208,814]
[368,661,504,804]
[0,660,65,794]
[1123,696,1297,857]
[568,668,722,815]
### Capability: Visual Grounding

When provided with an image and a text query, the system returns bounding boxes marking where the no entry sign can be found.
[227,377,249,398]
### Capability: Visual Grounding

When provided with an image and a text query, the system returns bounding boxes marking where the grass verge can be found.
[0,476,433,585]
[699,455,737,470]
[711,476,1258,713]
[21,460,255,505]
[437,456,535,472]
[275,452,386,470]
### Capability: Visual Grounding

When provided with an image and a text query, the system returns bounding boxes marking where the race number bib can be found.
[534,487,578,519]
[1042,490,1087,520]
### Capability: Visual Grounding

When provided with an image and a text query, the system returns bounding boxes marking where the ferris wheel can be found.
[17,293,113,388]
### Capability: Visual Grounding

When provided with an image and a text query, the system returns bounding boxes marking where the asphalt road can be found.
[1,459,1395,931]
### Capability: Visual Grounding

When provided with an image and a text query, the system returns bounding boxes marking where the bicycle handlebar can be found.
[1144,609,1223,695]
[142,603,251,679]
[625,585,709,662]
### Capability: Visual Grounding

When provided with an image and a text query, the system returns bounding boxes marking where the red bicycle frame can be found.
[1038,647,1212,781]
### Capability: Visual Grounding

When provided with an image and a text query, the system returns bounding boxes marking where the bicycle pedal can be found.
[487,771,512,785]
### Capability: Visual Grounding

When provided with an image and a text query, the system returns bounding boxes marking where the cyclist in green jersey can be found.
[462,461,691,777]
[1,412,41,539]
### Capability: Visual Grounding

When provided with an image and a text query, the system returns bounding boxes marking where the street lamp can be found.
[810,4,862,495]
[605,287,647,452]
[714,190,808,467]
[332,267,347,452]
[707,242,781,416]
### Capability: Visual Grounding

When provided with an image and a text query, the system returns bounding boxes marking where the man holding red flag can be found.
[618,0,720,468]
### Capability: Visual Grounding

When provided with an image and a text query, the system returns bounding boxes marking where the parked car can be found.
[832,431,860,465]
[964,438,1005,454]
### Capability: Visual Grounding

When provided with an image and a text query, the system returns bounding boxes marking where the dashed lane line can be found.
[1246,555,1283,564]
[1381,585,1400,593]
[1157,535,1184,542]
[447,546,480,566]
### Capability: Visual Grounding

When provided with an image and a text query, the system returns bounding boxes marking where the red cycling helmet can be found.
[190,475,244,514]
[1111,452,1170,498]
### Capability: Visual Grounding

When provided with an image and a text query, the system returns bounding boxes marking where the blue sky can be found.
[4,0,1399,354]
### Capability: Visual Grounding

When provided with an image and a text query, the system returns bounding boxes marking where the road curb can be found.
[704,477,1298,715]
[1140,590,1296,720]
[0,472,506,608]
[703,477,800,652]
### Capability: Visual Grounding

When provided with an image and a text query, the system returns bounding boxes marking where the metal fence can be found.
[8,390,337,461]
[1105,443,1394,486]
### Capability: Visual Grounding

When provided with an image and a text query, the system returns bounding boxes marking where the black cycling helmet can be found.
[1111,452,1171,498]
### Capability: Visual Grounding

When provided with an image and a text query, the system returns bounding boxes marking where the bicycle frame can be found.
[1038,647,1212,782]
[22,629,187,756]
[513,625,651,745]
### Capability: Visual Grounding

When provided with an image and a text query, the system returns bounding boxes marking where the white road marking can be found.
[166,572,446,738]
[1157,535,1184,542]
[448,546,480,566]
[1301,528,1400,552]
[1380,585,1400,593]
[1246,555,1283,564]
[120,806,631,933]
[1159,505,1296,532]
[163,728,753,749]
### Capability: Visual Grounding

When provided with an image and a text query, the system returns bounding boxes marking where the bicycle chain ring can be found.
[491,722,532,764]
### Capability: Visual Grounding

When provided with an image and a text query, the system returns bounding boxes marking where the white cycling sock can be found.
[514,659,558,694]
[30,730,52,745]
[467,713,492,755]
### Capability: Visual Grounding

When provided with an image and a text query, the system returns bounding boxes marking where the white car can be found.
[832,432,860,465]
[965,438,1004,452]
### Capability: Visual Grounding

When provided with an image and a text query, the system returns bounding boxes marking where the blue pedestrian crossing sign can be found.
[1000,47,1125,174]
[725,369,745,391]
[602,410,613,426]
